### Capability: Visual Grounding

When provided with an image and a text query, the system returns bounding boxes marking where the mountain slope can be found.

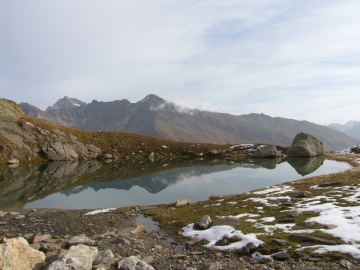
[327,121,360,141]
[19,95,358,151]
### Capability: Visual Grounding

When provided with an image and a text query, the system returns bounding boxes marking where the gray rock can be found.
[42,142,78,161]
[175,199,190,207]
[67,235,95,246]
[208,150,219,155]
[199,215,212,229]
[272,251,290,261]
[318,181,342,187]
[287,209,301,217]
[119,256,154,270]
[212,217,240,227]
[200,261,221,270]
[252,144,281,158]
[278,218,295,223]
[289,233,341,245]
[7,158,19,164]
[47,244,98,270]
[148,152,154,162]
[112,237,130,245]
[287,132,326,157]
[93,249,114,265]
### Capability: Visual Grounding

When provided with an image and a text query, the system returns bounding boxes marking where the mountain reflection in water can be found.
[0,157,350,209]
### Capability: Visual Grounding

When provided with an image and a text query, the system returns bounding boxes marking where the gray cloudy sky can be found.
[1,0,359,125]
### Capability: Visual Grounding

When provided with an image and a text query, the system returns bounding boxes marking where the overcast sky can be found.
[1,0,359,125]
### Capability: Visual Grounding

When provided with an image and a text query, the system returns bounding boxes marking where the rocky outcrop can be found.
[252,144,281,158]
[287,133,326,157]
[0,101,102,161]
[41,142,101,161]
[0,237,45,270]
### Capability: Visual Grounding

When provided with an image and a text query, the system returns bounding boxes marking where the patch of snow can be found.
[311,244,360,259]
[251,251,272,260]
[227,202,237,205]
[261,217,275,222]
[245,219,258,223]
[182,223,264,250]
[84,208,116,216]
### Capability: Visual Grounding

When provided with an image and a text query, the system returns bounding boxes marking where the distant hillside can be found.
[19,95,358,151]
[327,121,360,141]
[0,98,251,164]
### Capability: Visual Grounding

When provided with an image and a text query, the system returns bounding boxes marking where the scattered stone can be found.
[291,191,310,198]
[0,237,45,270]
[200,261,222,270]
[112,237,131,245]
[323,224,337,229]
[208,150,219,155]
[7,158,19,164]
[301,221,316,227]
[287,209,301,217]
[198,215,212,229]
[278,218,295,223]
[175,199,190,207]
[67,235,95,246]
[119,255,155,270]
[272,238,289,245]
[212,217,240,226]
[271,251,290,261]
[186,238,202,246]
[148,152,154,162]
[104,153,113,159]
[93,249,115,265]
[318,181,342,187]
[30,233,52,244]
[289,233,341,245]
[252,144,281,158]
[131,225,146,234]
[47,244,98,270]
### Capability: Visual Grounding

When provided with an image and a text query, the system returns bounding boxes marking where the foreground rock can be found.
[287,132,326,157]
[1,207,359,270]
[0,237,45,270]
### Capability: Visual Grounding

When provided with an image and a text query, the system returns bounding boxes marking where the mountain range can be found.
[326,121,360,141]
[19,94,358,151]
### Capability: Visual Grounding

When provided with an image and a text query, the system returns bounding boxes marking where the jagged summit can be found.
[47,96,86,111]
[139,94,165,107]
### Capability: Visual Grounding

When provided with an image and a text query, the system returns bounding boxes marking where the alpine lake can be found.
[0,157,351,210]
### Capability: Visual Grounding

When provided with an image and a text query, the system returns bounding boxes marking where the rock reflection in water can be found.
[0,158,350,209]
[251,157,283,170]
[286,157,325,176]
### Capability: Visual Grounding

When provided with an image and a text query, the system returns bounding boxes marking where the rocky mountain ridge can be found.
[326,121,360,141]
[19,95,358,151]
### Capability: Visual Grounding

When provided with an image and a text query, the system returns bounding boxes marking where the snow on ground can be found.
[84,208,116,215]
[182,223,263,250]
[182,183,360,259]
[337,144,360,155]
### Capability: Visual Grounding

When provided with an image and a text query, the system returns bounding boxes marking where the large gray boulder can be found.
[287,133,326,157]
[252,144,281,158]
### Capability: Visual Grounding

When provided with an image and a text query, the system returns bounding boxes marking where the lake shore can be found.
[1,154,360,269]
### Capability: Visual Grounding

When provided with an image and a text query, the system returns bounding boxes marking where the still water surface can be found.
[5,157,348,209]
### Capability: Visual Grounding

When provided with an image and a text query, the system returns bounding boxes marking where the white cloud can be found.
[1,0,359,124]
